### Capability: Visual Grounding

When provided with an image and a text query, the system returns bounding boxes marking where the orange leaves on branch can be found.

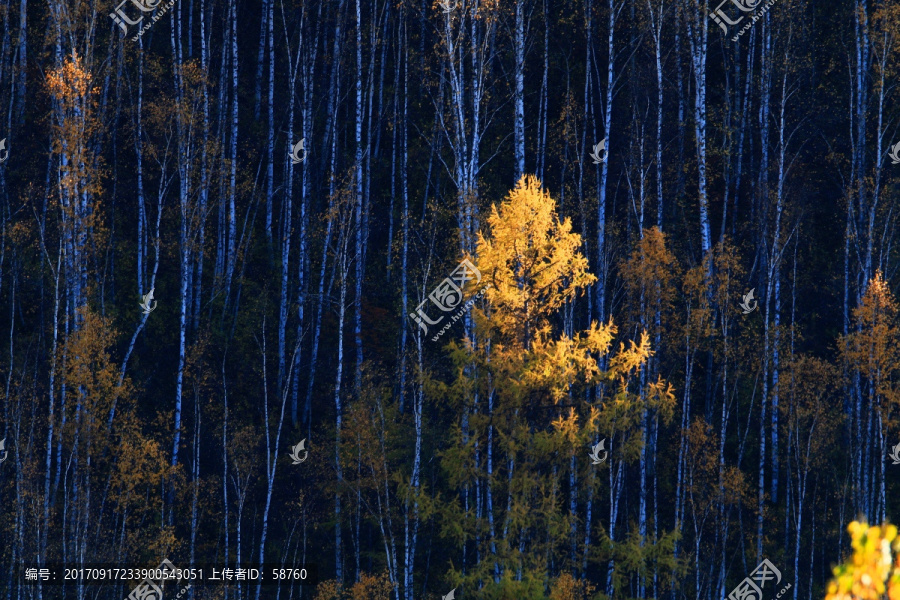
[620,227,680,321]
[523,320,615,404]
[826,521,900,600]
[46,50,106,257]
[313,572,395,600]
[840,272,900,416]
[46,50,95,100]
[46,50,101,169]
[684,419,749,519]
[550,573,597,600]
[608,331,653,381]
[62,308,130,443]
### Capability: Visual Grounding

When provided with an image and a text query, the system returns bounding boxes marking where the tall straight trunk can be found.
[254,0,267,120]
[361,2,383,277]
[580,0,593,280]
[334,237,351,585]
[214,17,230,287]
[757,13,772,562]
[595,0,620,323]
[853,0,870,289]
[265,0,275,245]
[717,295,731,600]
[728,29,755,241]
[280,1,306,408]
[254,328,295,600]
[606,455,625,597]
[193,0,210,331]
[224,1,239,305]
[353,0,365,394]
[487,388,498,582]
[513,0,525,180]
[848,0,870,518]
[222,359,230,600]
[647,0,663,230]
[438,0,497,255]
[536,0,549,181]
[404,287,424,600]
[136,39,146,297]
[189,392,201,599]
[305,0,346,430]
[386,20,399,283]
[280,119,294,406]
[40,242,62,582]
[683,0,711,257]
[14,0,26,122]
[170,5,191,521]
[597,9,621,587]
[292,0,321,426]
[673,315,698,600]
[770,24,796,506]
[674,7,686,207]
[398,12,410,414]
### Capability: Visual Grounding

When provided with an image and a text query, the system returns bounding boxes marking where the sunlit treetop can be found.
[475,174,595,349]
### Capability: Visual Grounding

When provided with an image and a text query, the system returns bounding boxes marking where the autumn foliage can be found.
[826,522,900,600]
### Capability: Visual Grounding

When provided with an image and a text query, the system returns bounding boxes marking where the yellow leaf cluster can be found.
[840,272,900,418]
[550,572,597,600]
[826,521,900,600]
[476,175,595,350]
[523,321,616,403]
[312,572,394,600]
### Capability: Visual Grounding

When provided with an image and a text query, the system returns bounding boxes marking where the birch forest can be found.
[2,0,900,598]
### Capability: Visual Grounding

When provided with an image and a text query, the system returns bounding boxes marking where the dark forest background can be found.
[1,0,899,598]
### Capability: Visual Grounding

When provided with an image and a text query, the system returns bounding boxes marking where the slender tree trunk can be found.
[513,0,525,180]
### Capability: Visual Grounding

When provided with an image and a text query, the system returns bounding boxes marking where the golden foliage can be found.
[45,50,107,260]
[840,272,900,417]
[476,174,595,349]
[619,227,680,324]
[779,355,844,473]
[549,573,597,600]
[826,521,900,600]
[437,175,676,581]
[46,50,103,188]
[313,572,395,600]
[61,308,130,445]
